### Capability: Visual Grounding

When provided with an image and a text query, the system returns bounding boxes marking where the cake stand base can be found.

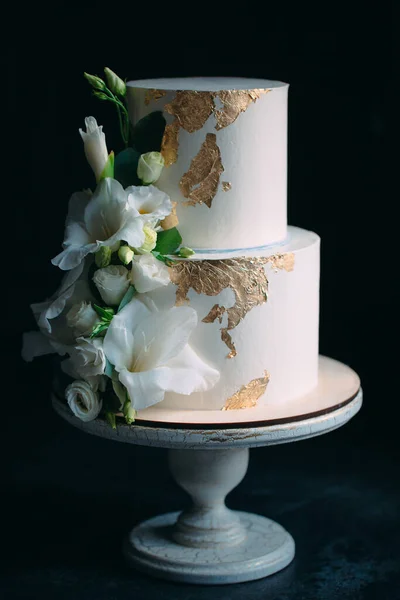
[124,510,295,585]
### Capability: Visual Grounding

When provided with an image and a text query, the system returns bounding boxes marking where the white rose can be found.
[137,151,165,185]
[79,117,109,182]
[93,265,130,306]
[71,337,106,388]
[130,254,170,293]
[66,301,99,336]
[65,380,102,422]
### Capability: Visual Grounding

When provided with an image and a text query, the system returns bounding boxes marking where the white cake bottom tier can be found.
[142,226,320,412]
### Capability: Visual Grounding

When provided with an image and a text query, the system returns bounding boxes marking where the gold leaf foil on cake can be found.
[222,181,232,192]
[161,119,180,166]
[160,201,179,230]
[164,91,215,133]
[180,133,224,208]
[144,89,166,105]
[170,257,270,357]
[222,370,270,410]
[267,252,295,272]
[214,89,271,130]
[202,304,226,324]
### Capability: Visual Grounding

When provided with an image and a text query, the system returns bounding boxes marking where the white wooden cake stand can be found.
[52,355,362,585]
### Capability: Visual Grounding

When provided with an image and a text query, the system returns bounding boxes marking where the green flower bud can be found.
[123,397,136,425]
[118,245,134,265]
[95,245,112,268]
[84,72,107,91]
[137,224,157,254]
[137,151,165,185]
[178,246,195,258]
[104,67,126,97]
[93,90,109,101]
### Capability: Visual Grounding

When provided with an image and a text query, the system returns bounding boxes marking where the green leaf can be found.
[105,411,117,430]
[114,147,141,188]
[123,396,136,425]
[89,322,109,338]
[99,151,115,180]
[131,111,166,154]
[154,227,182,255]
[93,304,115,321]
[117,285,136,312]
[105,359,114,378]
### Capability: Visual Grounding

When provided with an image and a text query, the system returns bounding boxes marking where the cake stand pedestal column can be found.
[124,446,295,583]
[52,356,362,585]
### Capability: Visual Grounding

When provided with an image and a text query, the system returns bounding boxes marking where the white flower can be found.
[137,151,164,185]
[103,297,220,410]
[52,179,145,271]
[93,265,130,306]
[135,223,157,254]
[67,337,106,391]
[22,263,93,362]
[79,117,109,181]
[130,254,170,293]
[127,185,172,222]
[66,301,99,336]
[65,380,102,422]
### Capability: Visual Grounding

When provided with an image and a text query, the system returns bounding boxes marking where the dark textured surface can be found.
[5,361,400,600]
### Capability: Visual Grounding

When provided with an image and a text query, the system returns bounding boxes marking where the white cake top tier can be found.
[127,77,289,251]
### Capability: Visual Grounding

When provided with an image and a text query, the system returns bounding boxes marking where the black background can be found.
[4,23,397,600]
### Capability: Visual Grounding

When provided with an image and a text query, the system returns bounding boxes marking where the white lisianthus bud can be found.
[137,151,165,185]
[104,67,126,96]
[79,117,109,182]
[95,245,112,268]
[136,224,157,254]
[118,245,134,265]
[66,380,102,422]
[93,265,130,306]
[66,301,100,336]
[130,254,170,293]
[178,246,195,258]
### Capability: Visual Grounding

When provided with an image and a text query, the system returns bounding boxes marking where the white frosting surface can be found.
[127,77,288,91]
[127,82,288,249]
[145,227,320,411]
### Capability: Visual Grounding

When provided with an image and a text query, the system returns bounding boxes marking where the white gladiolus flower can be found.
[103,298,220,410]
[79,117,109,181]
[65,380,102,422]
[52,179,145,271]
[127,185,172,222]
[137,151,164,185]
[22,263,93,362]
[93,265,130,306]
[130,254,170,293]
[67,337,106,391]
[66,301,99,336]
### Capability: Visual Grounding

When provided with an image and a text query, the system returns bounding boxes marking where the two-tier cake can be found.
[23,73,320,424]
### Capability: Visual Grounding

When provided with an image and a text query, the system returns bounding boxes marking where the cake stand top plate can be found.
[52,356,362,450]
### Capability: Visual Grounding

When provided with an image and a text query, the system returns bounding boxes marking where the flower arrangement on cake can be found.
[23,68,220,428]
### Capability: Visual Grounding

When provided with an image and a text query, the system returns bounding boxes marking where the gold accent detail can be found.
[164,91,214,133]
[266,252,295,272]
[222,181,232,192]
[160,201,179,230]
[161,119,180,166]
[222,370,270,410]
[144,89,166,105]
[214,89,271,130]
[202,304,226,324]
[171,253,295,357]
[180,133,223,208]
